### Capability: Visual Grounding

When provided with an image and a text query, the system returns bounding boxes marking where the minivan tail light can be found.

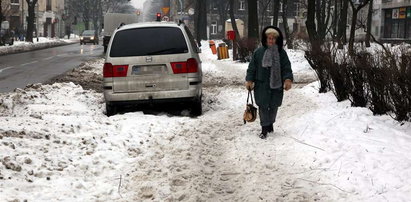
[103,63,113,77]
[187,58,198,73]
[103,63,128,77]
[171,58,198,74]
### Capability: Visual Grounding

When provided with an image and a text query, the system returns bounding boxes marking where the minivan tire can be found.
[190,97,202,117]
[106,102,118,116]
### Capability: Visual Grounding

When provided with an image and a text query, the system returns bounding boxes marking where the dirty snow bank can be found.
[0,37,79,56]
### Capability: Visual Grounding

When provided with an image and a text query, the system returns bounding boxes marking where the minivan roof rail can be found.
[177,20,185,26]
[117,22,126,29]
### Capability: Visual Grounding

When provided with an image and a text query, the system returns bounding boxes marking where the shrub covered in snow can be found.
[305,43,411,122]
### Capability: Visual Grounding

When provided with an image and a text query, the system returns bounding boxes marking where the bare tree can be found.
[348,0,370,54]
[305,0,333,50]
[272,0,280,27]
[282,0,293,49]
[229,0,241,38]
[194,0,207,45]
[25,0,38,42]
[0,0,4,26]
[219,1,230,37]
[337,0,348,49]
[248,0,259,50]
[259,0,272,33]
[365,0,373,47]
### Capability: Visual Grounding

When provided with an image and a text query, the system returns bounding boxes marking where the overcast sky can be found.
[131,0,146,9]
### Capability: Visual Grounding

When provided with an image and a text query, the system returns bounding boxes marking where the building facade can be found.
[207,0,303,40]
[1,0,65,38]
[380,0,411,42]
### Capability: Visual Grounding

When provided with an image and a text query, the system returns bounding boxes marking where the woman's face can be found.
[267,34,276,47]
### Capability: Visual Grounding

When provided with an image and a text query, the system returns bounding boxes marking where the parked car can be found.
[80,30,99,45]
[103,22,202,116]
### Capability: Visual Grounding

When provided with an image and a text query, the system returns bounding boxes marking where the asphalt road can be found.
[0,42,104,93]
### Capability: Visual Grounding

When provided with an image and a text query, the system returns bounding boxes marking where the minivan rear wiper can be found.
[146,48,187,55]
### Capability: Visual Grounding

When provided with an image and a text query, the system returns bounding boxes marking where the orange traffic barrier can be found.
[209,40,217,55]
[217,43,229,60]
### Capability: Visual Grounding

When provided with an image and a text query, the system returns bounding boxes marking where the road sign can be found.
[162,7,170,15]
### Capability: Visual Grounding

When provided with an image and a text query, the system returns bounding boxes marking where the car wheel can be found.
[106,102,118,116]
[190,97,202,117]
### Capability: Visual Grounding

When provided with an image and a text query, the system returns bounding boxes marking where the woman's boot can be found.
[259,126,268,139]
[267,124,274,133]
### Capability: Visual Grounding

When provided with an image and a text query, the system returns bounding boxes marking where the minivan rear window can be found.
[110,27,189,57]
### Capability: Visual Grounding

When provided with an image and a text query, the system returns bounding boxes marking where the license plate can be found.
[132,65,167,75]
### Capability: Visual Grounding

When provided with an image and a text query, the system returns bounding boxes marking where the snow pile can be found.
[200,41,317,84]
[0,42,410,201]
[0,37,79,56]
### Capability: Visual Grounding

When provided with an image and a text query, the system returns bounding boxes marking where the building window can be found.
[11,0,19,4]
[391,21,398,38]
[267,2,272,12]
[46,0,52,11]
[211,22,217,35]
[239,0,245,10]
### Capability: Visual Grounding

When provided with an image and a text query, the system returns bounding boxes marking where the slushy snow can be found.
[0,41,410,201]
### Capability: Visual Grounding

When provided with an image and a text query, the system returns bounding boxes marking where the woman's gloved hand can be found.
[245,81,254,90]
[284,79,292,91]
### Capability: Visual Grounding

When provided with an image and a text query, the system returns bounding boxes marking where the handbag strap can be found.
[247,90,254,105]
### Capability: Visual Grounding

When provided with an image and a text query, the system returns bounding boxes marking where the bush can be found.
[305,43,411,122]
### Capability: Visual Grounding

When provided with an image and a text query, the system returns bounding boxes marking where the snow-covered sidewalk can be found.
[0,42,410,201]
[0,37,79,56]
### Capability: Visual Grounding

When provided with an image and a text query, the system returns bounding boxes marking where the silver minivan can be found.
[103,22,202,116]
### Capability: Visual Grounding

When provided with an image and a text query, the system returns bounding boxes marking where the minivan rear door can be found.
[108,27,190,93]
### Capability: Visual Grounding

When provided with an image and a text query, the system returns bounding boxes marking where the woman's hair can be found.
[261,26,284,50]
[265,28,279,39]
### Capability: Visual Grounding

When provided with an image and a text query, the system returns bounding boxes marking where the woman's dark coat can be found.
[245,26,293,108]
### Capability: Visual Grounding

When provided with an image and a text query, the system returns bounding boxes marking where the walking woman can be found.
[245,26,293,139]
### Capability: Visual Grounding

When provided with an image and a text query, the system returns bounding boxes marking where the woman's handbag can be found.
[243,90,257,124]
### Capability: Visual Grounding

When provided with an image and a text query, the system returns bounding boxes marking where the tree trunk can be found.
[348,0,370,54]
[195,0,207,45]
[365,0,373,47]
[247,0,259,50]
[218,2,229,39]
[272,0,280,26]
[25,0,38,42]
[333,0,338,38]
[348,9,358,54]
[306,0,320,50]
[337,0,348,49]
[83,0,91,30]
[230,0,241,60]
[282,0,293,49]
[0,0,3,27]
[229,0,241,38]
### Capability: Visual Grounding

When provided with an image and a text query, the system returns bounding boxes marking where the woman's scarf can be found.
[262,45,282,89]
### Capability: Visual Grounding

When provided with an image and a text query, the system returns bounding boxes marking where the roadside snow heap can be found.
[0,37,78,56]
[0,41,410,201]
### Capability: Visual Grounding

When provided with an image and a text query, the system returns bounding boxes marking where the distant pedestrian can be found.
[245,26,294,139]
